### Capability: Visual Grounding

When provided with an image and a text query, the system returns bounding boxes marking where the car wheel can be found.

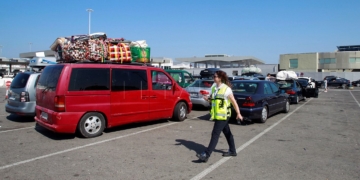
[294,96,299,104]
[78,112,106,138]
[259,106,268,123]
[173,102,187,121]
[283,99,290,113]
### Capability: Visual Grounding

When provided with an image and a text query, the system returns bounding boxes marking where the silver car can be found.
[185,79,214,107]
[6,72,40,116]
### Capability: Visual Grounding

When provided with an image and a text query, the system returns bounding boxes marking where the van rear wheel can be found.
[173,102,187,121]
[78,112,105,138]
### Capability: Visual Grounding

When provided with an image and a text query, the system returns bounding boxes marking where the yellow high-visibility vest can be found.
[210,84,231,120]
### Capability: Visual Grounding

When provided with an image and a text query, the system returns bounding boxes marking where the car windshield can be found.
[231,82,258,94]
[188,80,213,88]
[276,80,294,89]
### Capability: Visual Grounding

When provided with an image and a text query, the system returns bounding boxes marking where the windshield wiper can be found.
[42,86,55,93]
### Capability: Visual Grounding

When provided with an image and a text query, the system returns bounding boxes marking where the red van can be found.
[34,63,192,138]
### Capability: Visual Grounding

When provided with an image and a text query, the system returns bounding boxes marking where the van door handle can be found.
[149,95,157,98]
[141,95,149,99]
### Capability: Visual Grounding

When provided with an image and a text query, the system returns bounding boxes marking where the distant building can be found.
[176,54,277,76]
[279,45,360,72]
[176,54,264,69]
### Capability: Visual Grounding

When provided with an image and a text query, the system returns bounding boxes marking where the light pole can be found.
[0,45,3,57]
[86,9,93,35]
[29,43,32,52]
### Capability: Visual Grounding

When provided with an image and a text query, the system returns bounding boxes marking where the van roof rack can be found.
[56,59,153,67]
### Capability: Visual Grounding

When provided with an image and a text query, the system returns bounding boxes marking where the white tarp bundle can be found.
[241,65,262,74]
[276,71,298,80]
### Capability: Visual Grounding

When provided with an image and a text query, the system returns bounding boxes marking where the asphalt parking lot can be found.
[0,87,359,180]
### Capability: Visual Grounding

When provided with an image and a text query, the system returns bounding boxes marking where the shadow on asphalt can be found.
[175,139,226,163]
[175,139,225,154]
[34,123,76,140]
[104,119,170,134]
[6,114,35,123]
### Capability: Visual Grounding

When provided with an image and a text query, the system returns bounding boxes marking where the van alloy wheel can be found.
[180,106,186,119]
[84,116,101,134]
[173,102,187,121]
[78,112,106,138]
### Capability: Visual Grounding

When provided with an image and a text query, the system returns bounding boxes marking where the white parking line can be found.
[0,126,34,133]
[0,121,180,170]
[191,98,313,180]
[349,91,360,108]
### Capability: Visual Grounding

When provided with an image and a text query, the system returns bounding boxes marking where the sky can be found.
[0,0,360,64]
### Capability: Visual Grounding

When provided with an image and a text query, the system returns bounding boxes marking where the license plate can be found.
[9,97,15,101]
[41,112,48,120]
[190,93,198,98]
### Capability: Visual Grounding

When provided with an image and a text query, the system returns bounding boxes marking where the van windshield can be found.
[37,65,64,90]
[10,73,30,88]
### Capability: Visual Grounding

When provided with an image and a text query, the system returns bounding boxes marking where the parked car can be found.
[230,80,290,123]
[241,72,266,80]
[165,69,195,88]
[352,79,360,87]
[276,79,306,104]
[34,63,192,138]
[326,77,350,89]
[233,76,260,80]
[296,79,319,98]
[6,72,41,116]
[298,77,316,88]
[200,68,220,79]
[185,79,214,108]
[0,72,3,78]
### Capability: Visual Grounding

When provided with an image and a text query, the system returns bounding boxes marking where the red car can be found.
[34,63,192,138]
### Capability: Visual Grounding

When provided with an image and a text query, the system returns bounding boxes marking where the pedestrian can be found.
[265,73,272,81]
[196,70,243,163]
[324,78,327,92]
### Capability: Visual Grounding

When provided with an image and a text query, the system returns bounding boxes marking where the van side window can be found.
[68,68,110,91]
[151,71,172,90]
[112,69,148,91]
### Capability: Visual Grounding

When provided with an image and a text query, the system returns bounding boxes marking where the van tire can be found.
[78,112,105,138]
[173,102,187,121]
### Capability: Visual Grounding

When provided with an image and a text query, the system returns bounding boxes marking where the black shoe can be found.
[222,151,237,157]
[196,152,209,163]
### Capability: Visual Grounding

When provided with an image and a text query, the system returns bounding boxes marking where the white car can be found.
[298,77,316,88]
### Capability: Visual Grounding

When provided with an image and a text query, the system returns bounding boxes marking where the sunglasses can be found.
[213,75,219,78]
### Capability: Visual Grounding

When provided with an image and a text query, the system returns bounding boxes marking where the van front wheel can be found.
[173,102,187,121]
[78,112,105,138]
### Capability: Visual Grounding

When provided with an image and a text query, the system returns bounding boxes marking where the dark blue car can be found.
[276,79,305,104]
[230,80,290,123]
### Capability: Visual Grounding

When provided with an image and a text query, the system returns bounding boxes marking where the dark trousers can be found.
[205,118,236,156]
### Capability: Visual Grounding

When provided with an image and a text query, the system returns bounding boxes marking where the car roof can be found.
[232,80,265,83]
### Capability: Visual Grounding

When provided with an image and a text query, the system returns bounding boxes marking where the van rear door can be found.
[36,65,64,111]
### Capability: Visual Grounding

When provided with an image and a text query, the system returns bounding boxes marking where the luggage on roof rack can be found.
[276,71,298,80]
[56,59,153,66]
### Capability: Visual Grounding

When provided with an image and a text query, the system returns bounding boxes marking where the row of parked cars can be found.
[186,73,319,123]
[6,63,193,138]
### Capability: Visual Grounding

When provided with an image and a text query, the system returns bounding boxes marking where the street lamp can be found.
[29,43,32,52]
[0,45,3,57]
[86,9,94,35]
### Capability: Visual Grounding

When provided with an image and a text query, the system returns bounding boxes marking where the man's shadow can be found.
[175,139,225,163]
